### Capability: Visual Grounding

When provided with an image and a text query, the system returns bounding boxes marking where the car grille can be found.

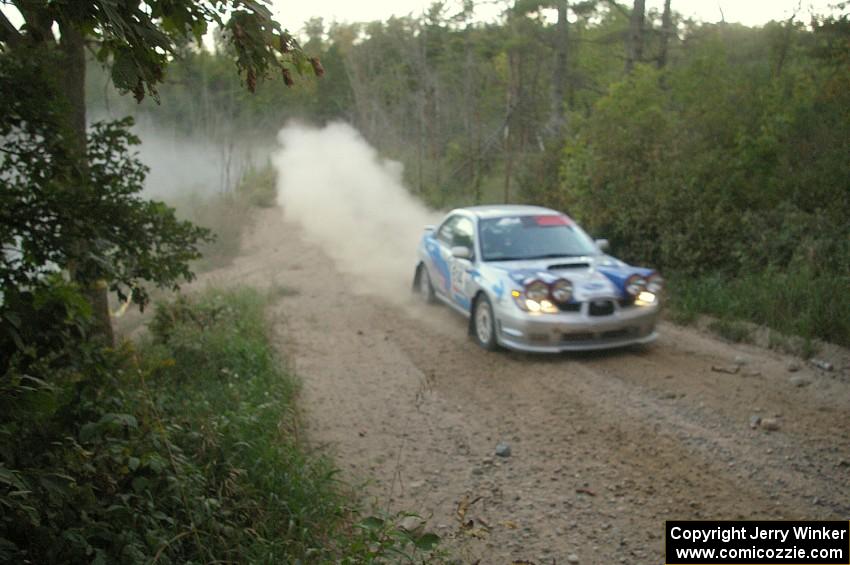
[601,328,633,339]
[560,327,638,343]
[588,300,615,316]
[561,332,595,342]
[557,302,582,313]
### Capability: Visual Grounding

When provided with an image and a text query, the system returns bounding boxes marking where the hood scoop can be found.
[548,262,590,270]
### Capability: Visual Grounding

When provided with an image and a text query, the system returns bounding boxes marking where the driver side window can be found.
[437,216,460,246]
[453,217,475,251]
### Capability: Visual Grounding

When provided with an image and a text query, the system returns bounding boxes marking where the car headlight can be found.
[551,279,573,303]
[511,280,560,314]
[647,273,664,294]
[525,280,550,302]
[625,274,647,297]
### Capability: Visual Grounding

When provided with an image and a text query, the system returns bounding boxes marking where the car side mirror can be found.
[595,238,610,252]
[451,246,473,260]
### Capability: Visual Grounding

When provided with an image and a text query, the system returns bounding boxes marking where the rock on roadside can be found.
[789,375,810,388]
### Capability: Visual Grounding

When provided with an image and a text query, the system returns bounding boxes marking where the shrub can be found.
[236,162,278,208]
[0,286,445,563]
[667,267,850,347]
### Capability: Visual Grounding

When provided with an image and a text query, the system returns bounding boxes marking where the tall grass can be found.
[144,288,337,560]
[0,285,444,563]
[143,288,445,562]
[667,267,850,349]
[168,162,277,271]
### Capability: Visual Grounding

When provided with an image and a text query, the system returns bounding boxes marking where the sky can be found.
[272,0,841,33]
[1,1,841,37]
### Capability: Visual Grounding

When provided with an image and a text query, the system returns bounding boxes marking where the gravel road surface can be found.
[200,209,850,564]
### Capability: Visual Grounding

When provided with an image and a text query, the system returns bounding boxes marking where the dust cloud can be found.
[91,113,269,200]
[272,122,439,304]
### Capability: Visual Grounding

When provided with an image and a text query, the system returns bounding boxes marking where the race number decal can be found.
[450,260,465,291]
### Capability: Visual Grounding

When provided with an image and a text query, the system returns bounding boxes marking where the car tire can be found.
[472,293,500,351]
[415,263,436,304]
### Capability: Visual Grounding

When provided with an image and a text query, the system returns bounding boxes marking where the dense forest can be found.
[92,0,849,346]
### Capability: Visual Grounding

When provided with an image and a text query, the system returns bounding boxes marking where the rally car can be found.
[412,205,662,352]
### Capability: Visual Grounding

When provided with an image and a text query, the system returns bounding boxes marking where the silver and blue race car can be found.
[412,205,662,352]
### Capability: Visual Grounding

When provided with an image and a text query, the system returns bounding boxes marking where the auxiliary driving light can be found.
[625,274,647,297]
[551,279,573,303]
[525,280,549,302]
[636,291,657,306]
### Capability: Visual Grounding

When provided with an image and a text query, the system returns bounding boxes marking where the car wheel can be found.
[472,293,499,351]
[416,263,436,304]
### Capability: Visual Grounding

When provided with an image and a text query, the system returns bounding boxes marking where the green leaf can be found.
[110,49,139,92]
[131,476,149,493]
[100,413,138,429]
[414,532,440,551]
[2,311,21,328]
[79,422,100,443]
[0,467,27,490]
[358,516,385,530]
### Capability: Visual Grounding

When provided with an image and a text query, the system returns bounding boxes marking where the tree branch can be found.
[0,8,22,48]
[10,0,54,44]
[603,0,630,19]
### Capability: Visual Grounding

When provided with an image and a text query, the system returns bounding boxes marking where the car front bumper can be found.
[494,300,660,352]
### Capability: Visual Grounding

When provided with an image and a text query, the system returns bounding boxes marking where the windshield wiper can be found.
[524,253,590,260]
[485,253,592,262]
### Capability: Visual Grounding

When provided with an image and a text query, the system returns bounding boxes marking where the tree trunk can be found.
[547,0,569,137]
[59,19,115,344]
[503,49,520,204]
[473,103,483,204]
[774,14,796,78]
[626,0,645,73]
[417,90,425,194]
[503,129,513,204]
[658,0,672,69]
[58,24,86,163]
[425,83,440,189]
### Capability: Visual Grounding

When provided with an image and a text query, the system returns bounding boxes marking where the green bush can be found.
[547,29,850,345]
[168,163,277,271]
[169,191,251,271]
[667,267,850,348]
[236,162,278,208]
[707,318,751,343]
[0,286,445,563]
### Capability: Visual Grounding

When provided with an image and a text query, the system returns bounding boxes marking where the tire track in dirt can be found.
[387,314,849,562]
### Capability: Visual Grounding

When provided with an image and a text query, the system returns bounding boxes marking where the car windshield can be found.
[478,215,599,261]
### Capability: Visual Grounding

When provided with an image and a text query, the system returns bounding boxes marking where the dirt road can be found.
[201,208,850,564]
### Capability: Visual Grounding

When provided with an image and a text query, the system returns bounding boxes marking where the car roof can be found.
[458,205,561,219]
